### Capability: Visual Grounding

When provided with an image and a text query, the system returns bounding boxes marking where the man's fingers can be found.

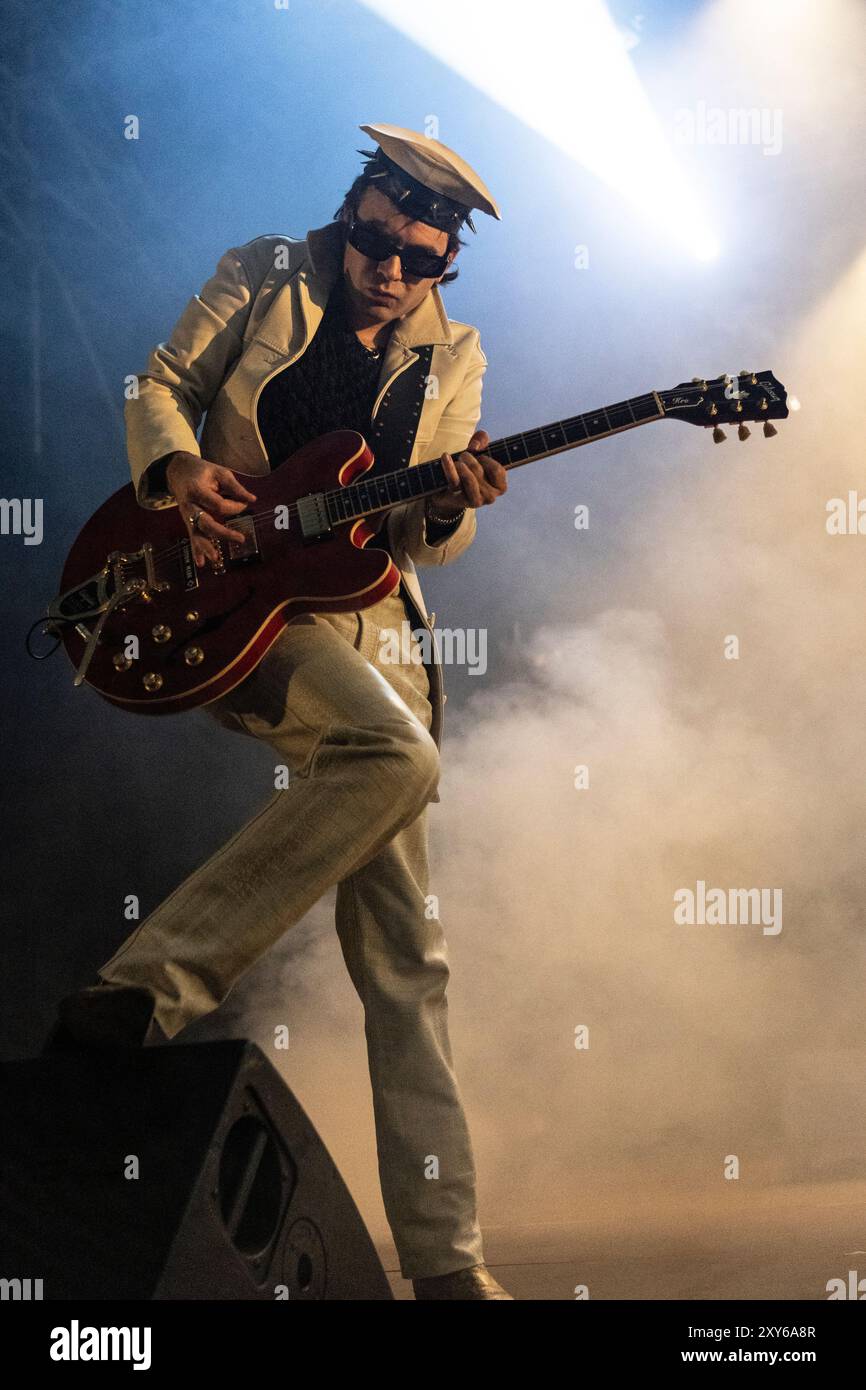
[191,487,249,520]
[167,458,253,566]
[184,509,219,569]
[455,455,507,505]
[463,447,507,493]
[188,528,218,568]
[180,499,246,567]
[190,509,247,546]
[436,449,508,508]
[183,479,251,547]
[446,459,480,507]
[215,468,258,504]
[440,452,463,491]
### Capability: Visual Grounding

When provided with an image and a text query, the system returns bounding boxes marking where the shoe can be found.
[41,981,162,1055]
[412,1263,514,1300]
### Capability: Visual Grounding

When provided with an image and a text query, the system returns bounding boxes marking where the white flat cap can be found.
[358,122,501,231]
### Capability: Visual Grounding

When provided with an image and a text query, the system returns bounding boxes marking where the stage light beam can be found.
[358,0,719,260]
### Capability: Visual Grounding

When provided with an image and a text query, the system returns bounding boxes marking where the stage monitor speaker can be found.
[0,1039,392,1300]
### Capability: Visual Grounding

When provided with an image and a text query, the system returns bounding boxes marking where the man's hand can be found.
[165,452,258,569]
[430,430,507,517]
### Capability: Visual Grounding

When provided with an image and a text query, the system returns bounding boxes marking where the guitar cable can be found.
[25,613,65,660]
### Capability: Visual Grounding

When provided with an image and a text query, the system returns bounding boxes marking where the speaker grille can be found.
[218,1113,289,1256]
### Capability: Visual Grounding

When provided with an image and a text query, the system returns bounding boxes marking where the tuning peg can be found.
[737,423,751,440]
[712,425,727,443]
[691,377,708,390]
[762,421,778,438]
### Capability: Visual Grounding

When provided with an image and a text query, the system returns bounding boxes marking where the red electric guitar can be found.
[43,370,788,715]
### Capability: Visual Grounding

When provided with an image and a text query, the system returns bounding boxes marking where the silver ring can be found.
[190,509,205,533]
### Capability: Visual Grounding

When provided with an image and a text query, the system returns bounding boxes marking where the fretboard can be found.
[325,390,663,527]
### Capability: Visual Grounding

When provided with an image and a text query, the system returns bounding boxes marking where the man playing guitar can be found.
[50,122,511,1300]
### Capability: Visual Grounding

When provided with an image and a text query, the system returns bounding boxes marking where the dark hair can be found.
[334,170,466,284]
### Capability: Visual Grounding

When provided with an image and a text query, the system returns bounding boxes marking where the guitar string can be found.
[116,390,700,577]
[120,387,731,576]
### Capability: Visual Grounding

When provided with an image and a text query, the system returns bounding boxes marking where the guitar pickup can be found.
[297,493,332,543]
[224,514,260,564]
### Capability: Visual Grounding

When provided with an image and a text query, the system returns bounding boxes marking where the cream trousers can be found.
[98,586,484,1279]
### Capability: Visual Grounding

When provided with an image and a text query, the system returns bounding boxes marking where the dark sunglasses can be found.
[346,215,451,279]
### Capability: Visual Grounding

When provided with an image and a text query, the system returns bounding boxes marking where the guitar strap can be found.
[364,343,435,563]
[366,343,435,480]
[363,341,441,768]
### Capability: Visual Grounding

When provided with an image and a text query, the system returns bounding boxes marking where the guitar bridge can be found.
[46,561,151,688]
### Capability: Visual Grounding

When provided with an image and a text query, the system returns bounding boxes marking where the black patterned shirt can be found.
[256,274,387,467]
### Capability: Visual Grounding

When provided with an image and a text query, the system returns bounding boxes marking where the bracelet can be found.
[426,499,466,526]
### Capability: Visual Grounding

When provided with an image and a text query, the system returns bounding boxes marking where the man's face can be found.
[342,186,454,326]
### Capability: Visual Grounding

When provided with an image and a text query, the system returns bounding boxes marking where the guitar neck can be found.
[325,390,665,527]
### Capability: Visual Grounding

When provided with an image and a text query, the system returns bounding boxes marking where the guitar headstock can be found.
[659,370,789,441]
